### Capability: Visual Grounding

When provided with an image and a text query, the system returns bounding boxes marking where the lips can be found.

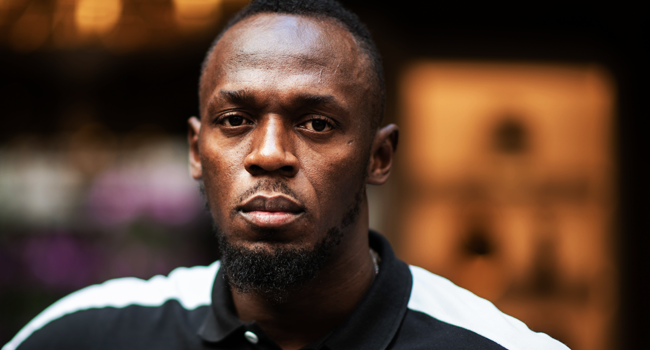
[237,195,305,228]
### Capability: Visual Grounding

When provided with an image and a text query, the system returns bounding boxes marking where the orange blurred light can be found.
[9,2,50,52]
[74,0,122,36]
[172,0,222,30]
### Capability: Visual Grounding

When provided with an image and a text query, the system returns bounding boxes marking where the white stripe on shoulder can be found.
[407,265,569,350]
[3,261,220,350]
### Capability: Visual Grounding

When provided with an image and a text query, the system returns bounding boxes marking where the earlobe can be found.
[188,117,203,180]
[367,124,399,185]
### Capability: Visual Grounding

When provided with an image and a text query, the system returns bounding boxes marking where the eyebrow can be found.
[207,89,341,113]
[219,89,255,105]
[293,93,337,109]
[205,89,253,116]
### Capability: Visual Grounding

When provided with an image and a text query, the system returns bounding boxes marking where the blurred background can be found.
[0,1,647,349]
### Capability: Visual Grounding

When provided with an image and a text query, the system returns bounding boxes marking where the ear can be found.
[367,124,399,185]
[188,116,203,180]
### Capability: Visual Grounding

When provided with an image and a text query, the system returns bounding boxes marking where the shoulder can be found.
[3,262,220,350]
[406,265,569,350]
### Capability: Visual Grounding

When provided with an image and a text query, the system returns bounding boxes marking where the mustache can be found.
[237,179,302,206]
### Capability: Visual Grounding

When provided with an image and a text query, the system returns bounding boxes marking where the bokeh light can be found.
[74,0,122,36]
[173,0,222,30]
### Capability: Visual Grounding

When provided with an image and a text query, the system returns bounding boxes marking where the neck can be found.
[231,207,375,350]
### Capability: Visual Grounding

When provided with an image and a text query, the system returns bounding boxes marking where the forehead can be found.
[224,14,354,66]
[200,13,368,106]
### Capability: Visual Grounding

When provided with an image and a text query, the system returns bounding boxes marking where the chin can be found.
[233,227,324,253]
[214,223,344,299]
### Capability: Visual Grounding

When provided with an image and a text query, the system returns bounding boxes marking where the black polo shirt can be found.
[4,232,568,350]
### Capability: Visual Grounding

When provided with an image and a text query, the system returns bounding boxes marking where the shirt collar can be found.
[197,231,413,350]
[196,260,243,343]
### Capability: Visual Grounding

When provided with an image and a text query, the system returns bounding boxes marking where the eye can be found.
[301,118,334,132]
[226,115,244,126]
[218,113,252,127]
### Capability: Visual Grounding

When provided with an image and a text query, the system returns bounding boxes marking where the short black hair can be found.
[200,0,385,129]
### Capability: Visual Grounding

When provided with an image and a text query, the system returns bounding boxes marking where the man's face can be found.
[192,14,375,262]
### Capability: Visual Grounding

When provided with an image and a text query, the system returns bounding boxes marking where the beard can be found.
[215,224,342,302]
[201,180,365,302]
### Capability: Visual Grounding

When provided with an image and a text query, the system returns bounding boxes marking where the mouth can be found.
[237,194,305,228]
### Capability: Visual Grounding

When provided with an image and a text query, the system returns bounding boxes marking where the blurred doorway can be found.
[397,62,617,350]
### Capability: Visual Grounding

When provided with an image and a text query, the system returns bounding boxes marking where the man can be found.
[4,1,568,349]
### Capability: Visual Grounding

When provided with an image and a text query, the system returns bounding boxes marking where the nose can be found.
[244,116,299,177]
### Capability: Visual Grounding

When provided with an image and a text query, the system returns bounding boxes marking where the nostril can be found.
[246,164,293,175]
[280,166,294,173]
[249,165,263,173]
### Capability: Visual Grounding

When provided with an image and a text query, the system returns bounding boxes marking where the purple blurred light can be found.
[23,234,97,289]
[87,163,201,226]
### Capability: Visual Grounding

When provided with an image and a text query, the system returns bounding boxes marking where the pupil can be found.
[229,116,243,126]
[312,120,326,131]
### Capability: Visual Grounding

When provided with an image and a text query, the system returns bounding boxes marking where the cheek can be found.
[199,135,250,216]
[300,142,369,216]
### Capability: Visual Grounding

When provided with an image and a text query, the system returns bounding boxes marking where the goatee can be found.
[215,225,344,303]
[204,181,364,302]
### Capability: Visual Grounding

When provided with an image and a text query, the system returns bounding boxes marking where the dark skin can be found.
[188,13,398,350]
